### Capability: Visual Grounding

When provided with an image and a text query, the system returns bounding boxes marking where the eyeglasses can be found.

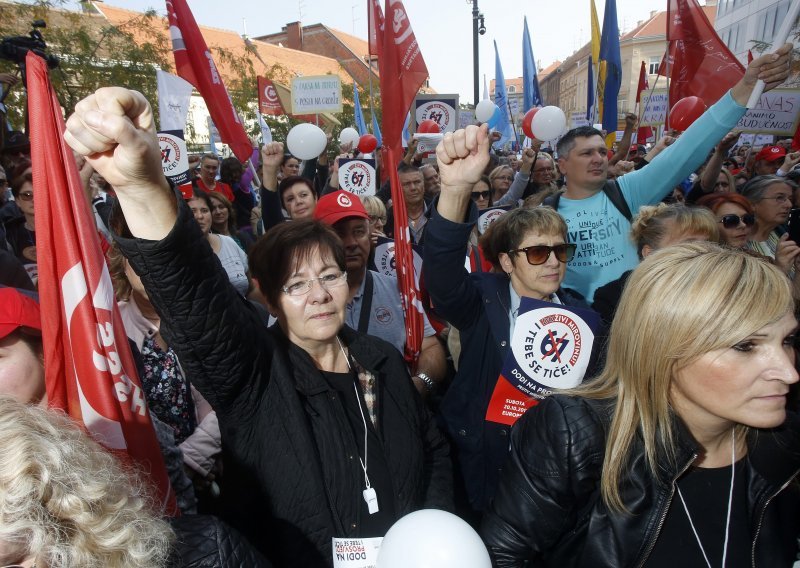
[281,272,347,296]
[368,215,386,225]
[509,243,577,265]
[17,191,33,201]
[761,194,791,204]
[718,213,755,229]
[471,190,490,201]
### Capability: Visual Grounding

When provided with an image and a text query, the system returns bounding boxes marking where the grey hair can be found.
[740,175,797,203]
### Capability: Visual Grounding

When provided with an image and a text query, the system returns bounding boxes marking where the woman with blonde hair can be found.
[483,241,800,566]
[592,203,719,325]
[0,396,173,568]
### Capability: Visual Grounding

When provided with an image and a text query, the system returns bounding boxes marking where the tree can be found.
[0,0,172,129]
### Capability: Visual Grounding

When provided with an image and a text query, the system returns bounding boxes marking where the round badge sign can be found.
[339,160,376,196]
[511,306,595,390]
[158,132,189,181]
[416,101,456,133]
[477,208,508,235]
[265,84,278,103]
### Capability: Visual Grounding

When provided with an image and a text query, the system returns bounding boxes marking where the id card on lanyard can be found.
[332,537,382,568]
[485,298,601,426]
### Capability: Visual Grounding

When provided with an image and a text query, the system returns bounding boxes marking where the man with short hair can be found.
[420,163,440,200]
[314,190,446,396]
[180,154,235,202]
[549,45,792,302]
[386,163,430,244]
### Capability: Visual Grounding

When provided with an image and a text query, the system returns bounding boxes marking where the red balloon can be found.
[358,134,378,153]
[418,119,441,134]
[670,96,706,131]
[522,108,539,139]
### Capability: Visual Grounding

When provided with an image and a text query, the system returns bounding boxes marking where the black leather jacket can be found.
[481,395,800,567]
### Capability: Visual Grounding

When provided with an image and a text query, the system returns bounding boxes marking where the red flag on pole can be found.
[257,76,284,116]
[635,61,653,143]
[368,0,384,61]
[28,52,177,514]
[666,0,745,108]
[378,0,429,368]
[166,0,251,161]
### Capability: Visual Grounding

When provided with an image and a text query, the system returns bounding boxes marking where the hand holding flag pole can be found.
[745,3,800,108]
[735,43,794,108]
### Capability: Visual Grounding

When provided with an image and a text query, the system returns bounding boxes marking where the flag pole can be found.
[507,101,520,147]
[746,0,800,108]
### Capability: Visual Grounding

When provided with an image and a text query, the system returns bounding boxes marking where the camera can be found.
[478,15,486,35]
[0,20,59,69]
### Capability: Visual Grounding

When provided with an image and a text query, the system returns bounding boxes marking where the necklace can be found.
[675,429,736,568]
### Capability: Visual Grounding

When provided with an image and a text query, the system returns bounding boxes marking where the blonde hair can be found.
[569,242,793,511]
[361,195,387,220]
[629,203,719,259]
[0,397,174,567]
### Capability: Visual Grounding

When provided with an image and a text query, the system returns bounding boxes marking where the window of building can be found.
[508,85,516,93]
[648,55,661,75]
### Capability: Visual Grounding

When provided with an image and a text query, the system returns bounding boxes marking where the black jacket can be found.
[481,395,800,567]
[117,201,453,568]
[423,201,600,512]
[169,515,273,567]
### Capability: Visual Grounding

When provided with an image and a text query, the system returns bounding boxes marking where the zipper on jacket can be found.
[750,466,800,567]
[635,453,697,568]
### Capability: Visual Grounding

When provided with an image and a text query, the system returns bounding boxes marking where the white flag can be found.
[258,112,272,144]
[156,70,194,131]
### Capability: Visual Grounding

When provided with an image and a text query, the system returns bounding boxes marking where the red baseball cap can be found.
[313,190,369,226]
[0,288,41,340]
[755,145,786,163]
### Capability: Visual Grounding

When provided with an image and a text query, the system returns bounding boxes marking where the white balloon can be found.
[475,99,498,123]
[286,123,327,161]
[531,106,567,141]
[377,509,491,568]
[338,127,361,148]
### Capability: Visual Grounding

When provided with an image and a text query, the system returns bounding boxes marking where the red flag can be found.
[635,61,653,143]
[27,52,177,514]
[368,0,384,61]
[166,0,251,161]
[378,0,428,368]
[258,76,284,116]
[666,0,745,108]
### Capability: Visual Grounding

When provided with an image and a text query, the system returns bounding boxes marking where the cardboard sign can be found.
[485,298,601,426]
[459,109,476,129]
[158,130,190,186]
[415,94,459,133]
[736,89,800,135]
[291,75,343,114]
[338,159,377,196]
[639,90,669,127]
[413,133,443,156]
[570,112,591,129]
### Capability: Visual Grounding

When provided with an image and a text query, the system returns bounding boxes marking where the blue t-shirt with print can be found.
[560,91,747,302]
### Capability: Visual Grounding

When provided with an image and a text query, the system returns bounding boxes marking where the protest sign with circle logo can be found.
[338,158,376,196]
[158,130,190,186]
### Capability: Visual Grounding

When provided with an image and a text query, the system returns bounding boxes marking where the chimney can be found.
[286,21,303,51]
[650,10,658,18]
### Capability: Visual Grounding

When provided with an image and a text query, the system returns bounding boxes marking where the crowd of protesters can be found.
[0,43,799,567]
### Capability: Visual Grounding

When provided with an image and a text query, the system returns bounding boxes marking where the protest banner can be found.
[640,90,669,127]
[291,75,343,114]
[158,130,191,186]
[570,111,591,129]
[338,158,377,197]
[735,89,800,135]
[414,94,459,133]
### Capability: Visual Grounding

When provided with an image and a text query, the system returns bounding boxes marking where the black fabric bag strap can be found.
[357,271,374,333]
[542,180,632,222]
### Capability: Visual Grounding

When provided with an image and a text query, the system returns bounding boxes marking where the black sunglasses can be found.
[718,213,755,229]
[509,243,577,265]
[471,190,491,200]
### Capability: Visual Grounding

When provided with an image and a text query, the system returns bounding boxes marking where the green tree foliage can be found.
[0,0,171,129]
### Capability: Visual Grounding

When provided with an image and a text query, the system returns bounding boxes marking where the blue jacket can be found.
[424,201,595,511]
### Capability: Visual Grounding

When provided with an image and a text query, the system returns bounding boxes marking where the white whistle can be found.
[363,487,379,515]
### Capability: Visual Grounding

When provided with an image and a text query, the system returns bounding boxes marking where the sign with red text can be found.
[414,94,459,133]
[338,158,377,196]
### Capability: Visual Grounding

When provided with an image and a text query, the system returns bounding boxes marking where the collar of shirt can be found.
[508,282,561,340]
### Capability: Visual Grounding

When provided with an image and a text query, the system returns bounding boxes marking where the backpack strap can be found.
[601,179,632,222]
[542,192,561,211]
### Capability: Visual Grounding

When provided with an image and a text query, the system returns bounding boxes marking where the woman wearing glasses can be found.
[697,192,756,249]
[740,175,800,274]
[64,88,452,567]
[424,124,593,515]
[3,162,36,284]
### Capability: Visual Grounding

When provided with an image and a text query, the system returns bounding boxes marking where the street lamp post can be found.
[470,0,485,106]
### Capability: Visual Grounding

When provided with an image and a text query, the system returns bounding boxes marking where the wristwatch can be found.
[413,372,436,392]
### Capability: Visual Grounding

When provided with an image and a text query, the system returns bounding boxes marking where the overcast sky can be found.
[62,0,670,102]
